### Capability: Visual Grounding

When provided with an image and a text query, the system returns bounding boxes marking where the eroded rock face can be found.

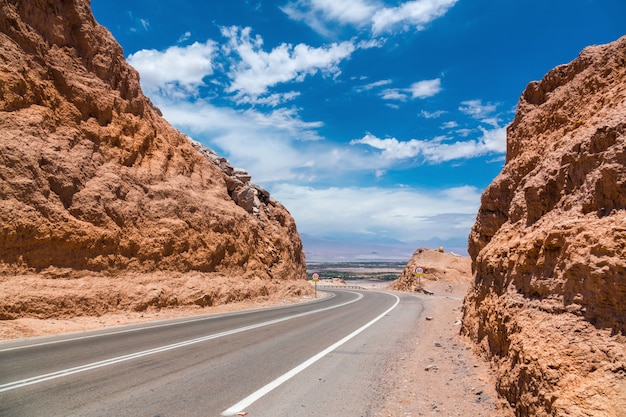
[0,0,305,283]
[391,247,471,294]
[462,36,626,416]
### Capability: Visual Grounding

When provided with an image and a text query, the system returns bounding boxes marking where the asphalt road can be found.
[0,288,425,417]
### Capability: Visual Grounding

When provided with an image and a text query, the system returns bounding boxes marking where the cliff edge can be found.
[462,36,626,416]
[0,0,309,319]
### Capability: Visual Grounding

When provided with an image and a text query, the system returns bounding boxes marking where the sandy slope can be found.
[0,278,313,340]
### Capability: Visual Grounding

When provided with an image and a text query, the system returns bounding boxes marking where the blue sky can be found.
[91,0,625,260]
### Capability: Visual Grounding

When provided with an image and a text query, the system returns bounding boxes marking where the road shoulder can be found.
[373,290,514,417]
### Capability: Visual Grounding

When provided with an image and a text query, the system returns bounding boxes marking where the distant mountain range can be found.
[300,234,469,262]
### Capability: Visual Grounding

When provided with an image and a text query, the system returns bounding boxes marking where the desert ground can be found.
[367,279,513,416]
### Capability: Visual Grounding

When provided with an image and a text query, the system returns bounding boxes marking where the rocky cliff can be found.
[391,247,471,294]
[462,36,626,416]
[0,0,308,318]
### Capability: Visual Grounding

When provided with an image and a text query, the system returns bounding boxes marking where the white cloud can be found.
[156,99,321,182]
[150,94,414,184]
[480,117,501,128]
[271,183,481,242]
[128,41,217,96]
[380,88,408,101]
[139,18,150,31]
[356,38,386,49]
[379,78,442,102]
[153,94,504,188]
[221,26,356,101]
[235,91,301,107]
[178,31,192,43]
[455,128,473,137]
[279,4,333,37]
[128,27,357,105]
[441,121,458,129]
[420,109,446,118]
[356,79,393,92]
[371,0,459,34]
[352,133,422,159]
[281,0,377,36]
[128,13,150,33]
[283,0,459,36]
[351,127,507,163]
[159,96,323,139]
[477,126,507,154]
[243,107,324,140]
[119,4,498,252]
[459,99,498,119]
[282,0,376,26]
[409,78,441,98]
[149,92,504,186]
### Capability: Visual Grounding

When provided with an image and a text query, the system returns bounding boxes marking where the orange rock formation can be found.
[391,247,471,294]
[0,0,308,318]
[462,36,626,416]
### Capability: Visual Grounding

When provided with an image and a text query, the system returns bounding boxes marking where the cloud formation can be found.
[282,0,459,36]
[409,78,442,98]
[459,99,498,119]
[281,0,376,36]
[372,0,459,34]
[377,78,442,102]
[129,26,361,105]
[272,183,481,242]
[121,2,506,254]
[356,79,393,92]
[128,41,217,97]
[221,26,356,102]
[351,125,507,163]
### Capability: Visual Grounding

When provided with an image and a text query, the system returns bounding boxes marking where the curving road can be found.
[0,289,425,417]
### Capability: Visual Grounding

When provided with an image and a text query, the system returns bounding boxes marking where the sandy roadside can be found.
[302,278,514,416]
[0,293,322,341]
[373,290,513,416]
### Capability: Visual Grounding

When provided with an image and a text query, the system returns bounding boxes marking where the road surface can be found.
[0,289,425,416]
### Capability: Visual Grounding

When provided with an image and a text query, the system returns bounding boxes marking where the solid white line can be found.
[221,293,401,416]
[0,291,362,393]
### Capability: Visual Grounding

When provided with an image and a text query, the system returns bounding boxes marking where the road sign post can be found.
[311,272,320,298]
[414,266,425,292]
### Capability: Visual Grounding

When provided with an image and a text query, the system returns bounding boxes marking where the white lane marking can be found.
[221,293,401,416]
[0,292,362,393]
[0,293,338,353]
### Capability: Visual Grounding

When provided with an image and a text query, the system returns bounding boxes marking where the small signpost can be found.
[311,272,320,298]
[414,266,425,292]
